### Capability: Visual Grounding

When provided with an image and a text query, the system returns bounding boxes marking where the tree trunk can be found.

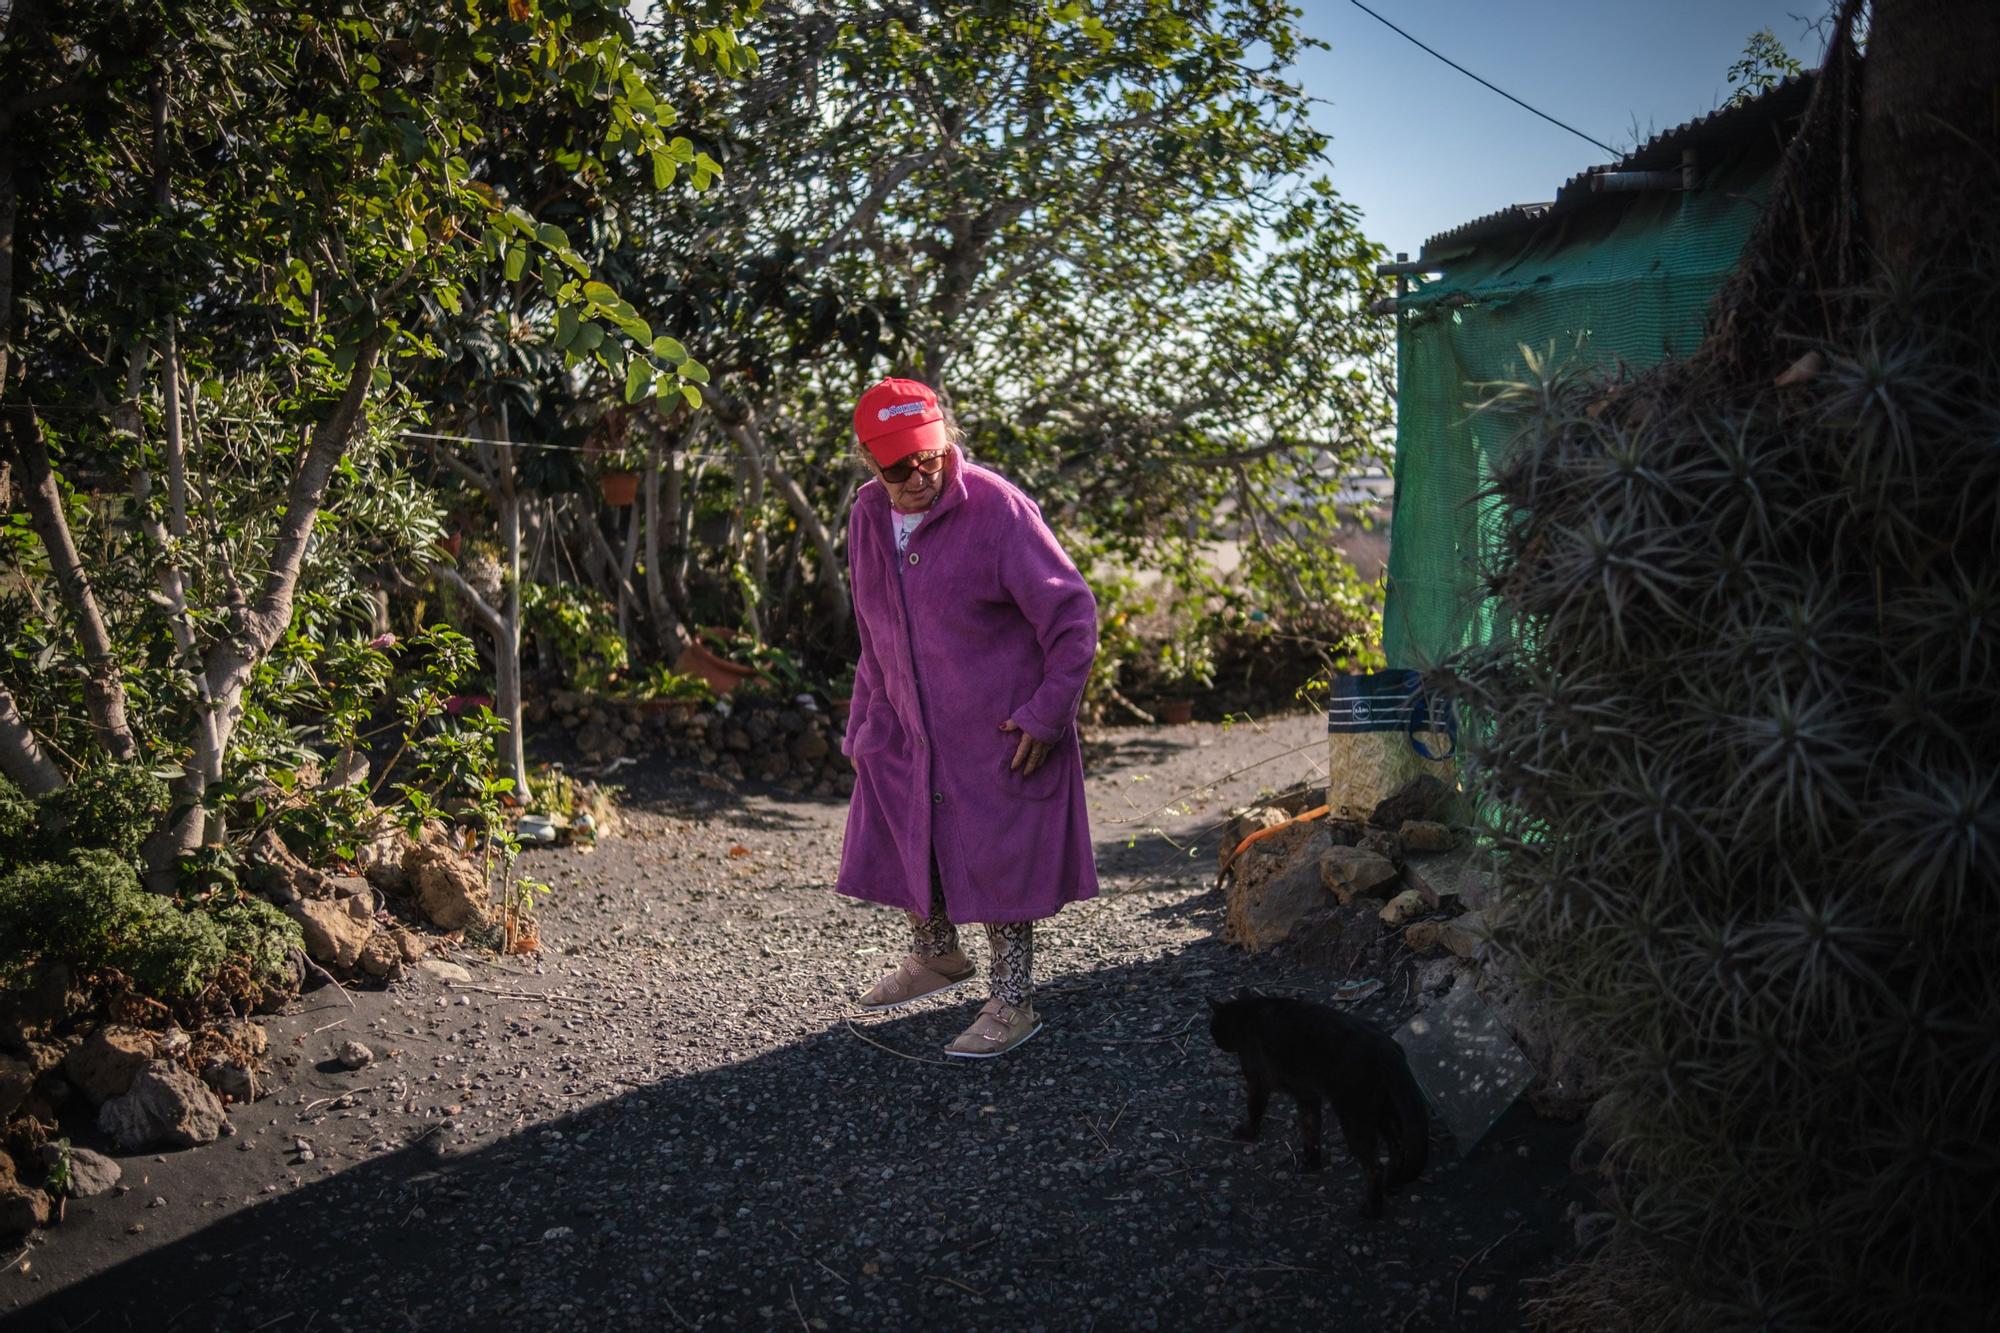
[580,494,645,636]
[495,415,530,804]
[616,501,643,640]
[0,136,16,396]
[641,429,691,657]
[147,336,381,887]
[478,408,520,800]
[669,453,701,621]
[131,333,214,708]
[766,450,851,624]
[2,405,142,762]
[431,560,526,802]
[1860,0,2000,278]
[717,400,851,627]
[721,420,769,642]
[0,683,63,796]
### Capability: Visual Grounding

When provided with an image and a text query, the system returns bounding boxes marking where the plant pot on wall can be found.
[673,635,762,696]
[599,471,640,507]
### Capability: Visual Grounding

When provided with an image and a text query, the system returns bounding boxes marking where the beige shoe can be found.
[943,997,1042,1059]
[858,951,975,1010]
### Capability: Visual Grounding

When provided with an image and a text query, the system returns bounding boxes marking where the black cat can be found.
[1208,991,1429,1218]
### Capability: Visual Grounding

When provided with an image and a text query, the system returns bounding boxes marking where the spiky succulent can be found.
[1439,258,1999,1332]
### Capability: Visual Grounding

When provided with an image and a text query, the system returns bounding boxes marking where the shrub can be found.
[41,764,169,865]
[0,776,34,858]
[524,581,628,691]
[213,897,304,985]
[1441,279,1999,1330]
[112,893,229,1000]
[0,850,141,980]
[0,850,299,1000]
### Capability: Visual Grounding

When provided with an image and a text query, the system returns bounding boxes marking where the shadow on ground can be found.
[11,942,1579,1333]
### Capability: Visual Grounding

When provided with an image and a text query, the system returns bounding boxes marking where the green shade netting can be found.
[1381,149,1774,669]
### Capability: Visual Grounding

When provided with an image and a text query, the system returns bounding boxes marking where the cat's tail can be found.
[1385,1059,1430,1185]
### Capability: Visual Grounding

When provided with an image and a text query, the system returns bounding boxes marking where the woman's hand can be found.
[999,719,1053,777]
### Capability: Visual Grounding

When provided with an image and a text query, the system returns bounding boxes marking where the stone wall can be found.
[531,692,856,796]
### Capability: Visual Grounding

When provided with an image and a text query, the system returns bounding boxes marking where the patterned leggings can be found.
[910,859,1035,1007]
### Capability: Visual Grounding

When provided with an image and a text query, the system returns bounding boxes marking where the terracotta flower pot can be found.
[1159,698,1195,725]
[673,638,761,695]
[436,532,464,559]
[599,471,640,507]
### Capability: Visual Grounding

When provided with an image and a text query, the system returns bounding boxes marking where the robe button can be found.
[908,551,920,566]
[932,791,944,804]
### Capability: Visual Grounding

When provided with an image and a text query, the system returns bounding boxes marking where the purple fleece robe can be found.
[836,447,1100,923]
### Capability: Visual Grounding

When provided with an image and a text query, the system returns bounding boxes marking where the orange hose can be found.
[1218,804,1329,878]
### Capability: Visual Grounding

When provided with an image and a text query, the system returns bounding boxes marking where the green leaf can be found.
[678,359,710,385]
[583,280,618,306]
[651,150,675,190]
[575,321,604,352]
[555,306,579,348]
[679,383,703,410]
[624,358,654,403]
[651,335,688,365]
[503,242,527,282]
[536,223,569,250]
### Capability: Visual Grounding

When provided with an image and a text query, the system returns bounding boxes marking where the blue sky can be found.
[1291,0,1831,257]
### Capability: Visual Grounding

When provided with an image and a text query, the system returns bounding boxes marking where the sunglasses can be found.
[881,453,946,484]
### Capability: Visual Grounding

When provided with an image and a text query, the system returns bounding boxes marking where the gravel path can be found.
[5,713,1580,1331]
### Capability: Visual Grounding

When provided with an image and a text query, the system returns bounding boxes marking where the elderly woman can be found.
[837,377,1099,1058]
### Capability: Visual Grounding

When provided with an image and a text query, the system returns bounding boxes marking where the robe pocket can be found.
[996,731,1067,801]
[843,712,899,758]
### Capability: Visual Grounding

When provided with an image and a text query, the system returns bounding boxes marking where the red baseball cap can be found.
[854,378,949,467]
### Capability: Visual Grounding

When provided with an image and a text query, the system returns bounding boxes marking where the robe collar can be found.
[858,444,971,530]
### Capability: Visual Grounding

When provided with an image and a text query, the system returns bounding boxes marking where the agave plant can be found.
[1438,257,2000,1330]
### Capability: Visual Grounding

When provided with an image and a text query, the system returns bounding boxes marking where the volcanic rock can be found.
[41,1143,121,1197]
[1399,819,1456,852]
[1317,846,1400,904]
[1223,823,1331,952]
[0,1151,51,1234]
[0,1056,32,1120]
[357,929,404,979]
[284,895,374,970]
[406,843,489,931]
[98,1061,227,1151]
[62,1025,155,1106]
[1378,888,1427,927]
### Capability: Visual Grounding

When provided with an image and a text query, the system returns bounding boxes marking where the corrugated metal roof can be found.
[1419,74,1814,260]
[1419,202,1555,255]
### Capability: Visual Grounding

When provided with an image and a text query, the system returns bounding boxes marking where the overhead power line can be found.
[1345,0,1620,157]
